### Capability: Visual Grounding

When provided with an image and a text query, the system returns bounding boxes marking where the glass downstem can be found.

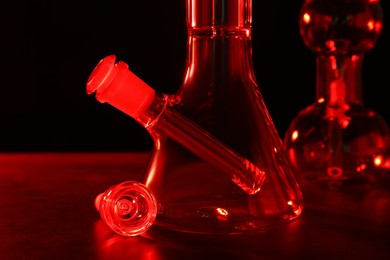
[87,55,266,195]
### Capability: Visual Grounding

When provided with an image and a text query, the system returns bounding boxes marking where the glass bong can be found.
[284,0,390,189]
[89,0,304,236]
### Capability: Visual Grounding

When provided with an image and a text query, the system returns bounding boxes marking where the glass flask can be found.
[284,0,390,189]
[88,0,304,235]
[140,0,303,234]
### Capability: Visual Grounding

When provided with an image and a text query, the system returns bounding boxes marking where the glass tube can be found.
[87,55,266,195]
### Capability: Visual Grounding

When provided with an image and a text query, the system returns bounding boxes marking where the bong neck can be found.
[316,54,364,106]
[184,0,255,78]
[186,0,252,35]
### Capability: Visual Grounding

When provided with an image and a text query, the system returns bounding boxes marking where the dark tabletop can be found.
[0,152,389,260]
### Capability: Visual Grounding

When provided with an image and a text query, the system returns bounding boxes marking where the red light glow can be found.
[327,167,343,178]
[375,21,383,33]
[381,158,390,169]
[356,163,367,172]
[374,155,382,166]
[367,20,374,31]
[326,40,336,52]
[341,119,349,128]
[303,13,311,24]
[330,56,337,70]
[216,208,229,216]
[330,78,346,104]
[94,220,159,259]
[292,131,299,142]
[216,208,229,221]
[351,55,360,62]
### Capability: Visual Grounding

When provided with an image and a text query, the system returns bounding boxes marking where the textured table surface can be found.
[0,152,389,260]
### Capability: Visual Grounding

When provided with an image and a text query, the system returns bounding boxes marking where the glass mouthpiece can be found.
[95,181,158,237]
[87,55,155,119]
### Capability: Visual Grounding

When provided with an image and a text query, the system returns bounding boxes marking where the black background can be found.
[1,0,388,152]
